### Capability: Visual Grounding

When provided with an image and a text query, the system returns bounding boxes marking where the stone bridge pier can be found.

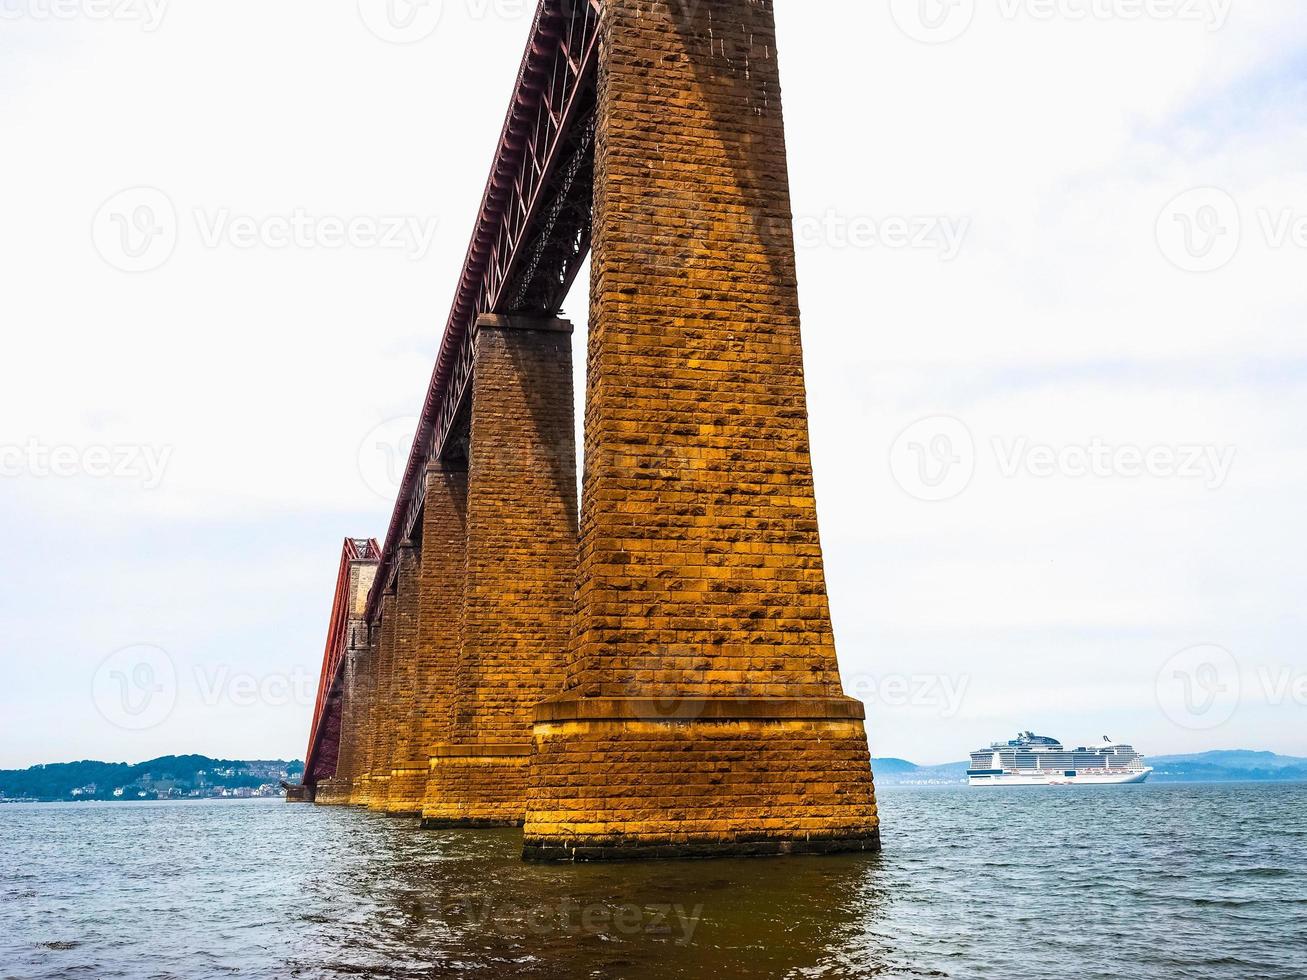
[522,0,878,860]
[303,0,879,862]
[422,315,578,828]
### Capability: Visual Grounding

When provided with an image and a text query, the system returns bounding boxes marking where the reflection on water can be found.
[300,825,893,979]
[2,784,1305,979]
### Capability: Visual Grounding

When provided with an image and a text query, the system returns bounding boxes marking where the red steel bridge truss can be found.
[370,0,600,621]
[305,0,601,782]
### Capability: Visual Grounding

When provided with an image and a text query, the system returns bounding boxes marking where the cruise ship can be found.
[967,732,1153,786]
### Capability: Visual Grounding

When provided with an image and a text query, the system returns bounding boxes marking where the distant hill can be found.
[1148,751,1307,782]
[867,758,919,775]
[0,756,304,802]
[872,750,1307,786]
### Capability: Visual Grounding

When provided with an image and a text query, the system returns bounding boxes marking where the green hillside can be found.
[0,756,304,802]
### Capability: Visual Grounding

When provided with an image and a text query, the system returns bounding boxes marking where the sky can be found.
[1,0,1305,769]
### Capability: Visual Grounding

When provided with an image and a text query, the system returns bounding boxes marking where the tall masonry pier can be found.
[523,0,878,859]
[302,0,880,861]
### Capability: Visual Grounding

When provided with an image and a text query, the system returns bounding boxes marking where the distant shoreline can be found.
[5,778,1307,806]
[6,751,1305,803]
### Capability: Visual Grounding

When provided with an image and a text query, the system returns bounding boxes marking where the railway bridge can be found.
[302,0,880,861]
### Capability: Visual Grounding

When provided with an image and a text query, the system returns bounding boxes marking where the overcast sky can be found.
[2,1,1305,769]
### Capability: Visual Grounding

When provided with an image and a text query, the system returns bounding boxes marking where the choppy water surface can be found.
[2,783,1304,979]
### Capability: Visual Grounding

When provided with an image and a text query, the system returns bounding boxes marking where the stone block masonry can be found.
[418,463,468,823]
[522,0,880,860]
[423,315,578,829]
[313,650,356,806]
[346,635,378,806]
[384,543,426,816]
[363,591,397,809]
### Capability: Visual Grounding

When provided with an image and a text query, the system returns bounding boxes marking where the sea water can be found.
[1,782,1303,979]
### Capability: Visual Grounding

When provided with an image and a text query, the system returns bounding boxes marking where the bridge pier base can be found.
[313,780,347,805]
[422,314,577,828]
[384,769,425,817]
[524,697,879,861]
[420,744,533,829]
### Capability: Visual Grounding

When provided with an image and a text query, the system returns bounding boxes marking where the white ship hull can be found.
[968,768,1153,787]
